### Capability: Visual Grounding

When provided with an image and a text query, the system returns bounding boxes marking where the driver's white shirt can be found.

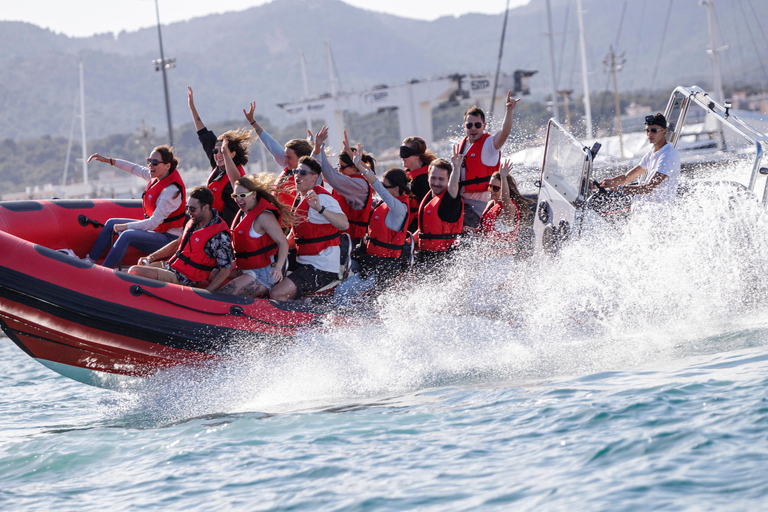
[636,142,681,204]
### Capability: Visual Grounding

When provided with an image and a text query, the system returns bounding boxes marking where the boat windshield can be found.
[541,120,592,206]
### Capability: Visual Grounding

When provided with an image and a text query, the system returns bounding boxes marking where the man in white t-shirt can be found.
[600,113,681,205]
[269,155,349,301]
[456,91,520,227]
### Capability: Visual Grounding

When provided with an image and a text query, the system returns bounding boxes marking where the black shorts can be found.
[287,264,338,298]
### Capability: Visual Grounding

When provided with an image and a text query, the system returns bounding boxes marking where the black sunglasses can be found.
[296,169,317,176]
[645,127,663,134]
[488,184,501,192]
[213,148,220,155]
[146,158,162,166]
[466,122,483,129]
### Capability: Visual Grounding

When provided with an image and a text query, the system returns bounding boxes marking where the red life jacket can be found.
[417,191,464,252]
[168,215,230,283]
[231,198,281,270]
[406,165,428,181]
[274,167,297,208]
[292,186,340,256]
[142,169,186,233]
[458,133,500,194]
[207,164,244,215]
[480,200,519,256]
[365,195,409,259]
[331,173,373,241]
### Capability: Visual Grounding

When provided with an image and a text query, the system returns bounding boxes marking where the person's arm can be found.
[307,192,349,231]
[244,102,287,167]
[371,180,408,231]
[204,231,234,291]
[258,211,289,283]
[448,145,463,199]
[492,91,521,150]
[142,237,183,264]
[496,159,519,224]
[187,86,206,132]
[220,136,241,188]
[623,172,667,196]
[600,164,647,189]
[89,154,150,181]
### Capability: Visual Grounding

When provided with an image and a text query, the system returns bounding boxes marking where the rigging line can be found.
[567,28,580,89]
[556,0,571,87]
[649,0,673,92]
[746,0,768,49]
[613,0,627,49]
[729,1,747,83]
[736,0,768,85]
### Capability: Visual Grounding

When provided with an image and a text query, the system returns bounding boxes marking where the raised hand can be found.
[451,144,464,170]
[220,137,232,158]
[307,129,314,144]
[500,159,513,177]
[313,126,329,151]
[353,143,363,166]
[342,129,352,157]
[243,101,256,124]
[506,90,520,111]
[87,153,110,164]
[187,86,195,109]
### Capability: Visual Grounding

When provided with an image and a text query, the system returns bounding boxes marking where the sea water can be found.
[3,184,768,510]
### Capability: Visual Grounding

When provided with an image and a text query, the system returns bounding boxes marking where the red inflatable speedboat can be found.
[0,199,348,389]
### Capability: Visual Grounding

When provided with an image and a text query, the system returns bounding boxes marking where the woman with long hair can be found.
[85,146,185,268]
[187,86,253,225]
[218,141,292,297]
[480,159,534,257]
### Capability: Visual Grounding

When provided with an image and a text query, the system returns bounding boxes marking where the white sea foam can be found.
[107,165,768,424]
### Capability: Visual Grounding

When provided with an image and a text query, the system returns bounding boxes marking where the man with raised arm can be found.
[600,113,681,204]
[457,91,520,227]
[413,146,465,269]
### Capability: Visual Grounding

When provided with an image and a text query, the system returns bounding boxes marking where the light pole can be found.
[151,0,175,146]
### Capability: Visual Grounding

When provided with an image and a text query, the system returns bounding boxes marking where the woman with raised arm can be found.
[215,140,292,297]
[334,142,412,307]
[400,136,436,232]
[312,128,375,246]
[187,86,252,225]
[243,102,314,208]
[480,159,534,257]
[85,146,185,268]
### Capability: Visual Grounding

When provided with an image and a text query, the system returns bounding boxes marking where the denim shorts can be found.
[242,265,277,290]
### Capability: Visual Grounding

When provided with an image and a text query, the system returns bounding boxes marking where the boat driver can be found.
[599,113,681,204]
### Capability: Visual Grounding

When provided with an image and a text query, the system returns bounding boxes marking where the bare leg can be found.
[269,277,297,301]
[219,275,268,298]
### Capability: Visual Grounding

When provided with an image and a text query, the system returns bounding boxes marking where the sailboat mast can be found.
[79,58,88,186]
[702,0,726,104]
[299,49,312,133]
[545,0,560,122]
[576,0,593,138]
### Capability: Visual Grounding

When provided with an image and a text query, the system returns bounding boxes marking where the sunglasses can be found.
[645,127,663,134]
[186,205,198,213]
[488,184,501,192]
[296,169,317,176]
[466,122,483,129]
[146,158,163,166]
[383,182,398,189]
[231,191,254,199]
[213,148,220,155]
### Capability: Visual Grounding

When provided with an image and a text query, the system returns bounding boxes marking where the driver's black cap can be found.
[645,113,667,129]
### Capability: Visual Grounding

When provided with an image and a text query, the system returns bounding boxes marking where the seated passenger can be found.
[480,160,535,257]
[599,113,681,205]
[217,142,291,297]
[128,186,234,292]
[414,149,464,269]
[244,102,314,207]
[400,136,436,232]
[312,127,375,247]
[269,156,349,301]
[187,86,251,225]
[85,146,185,268]
[457,92,520,227]
[334,159,412,307]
